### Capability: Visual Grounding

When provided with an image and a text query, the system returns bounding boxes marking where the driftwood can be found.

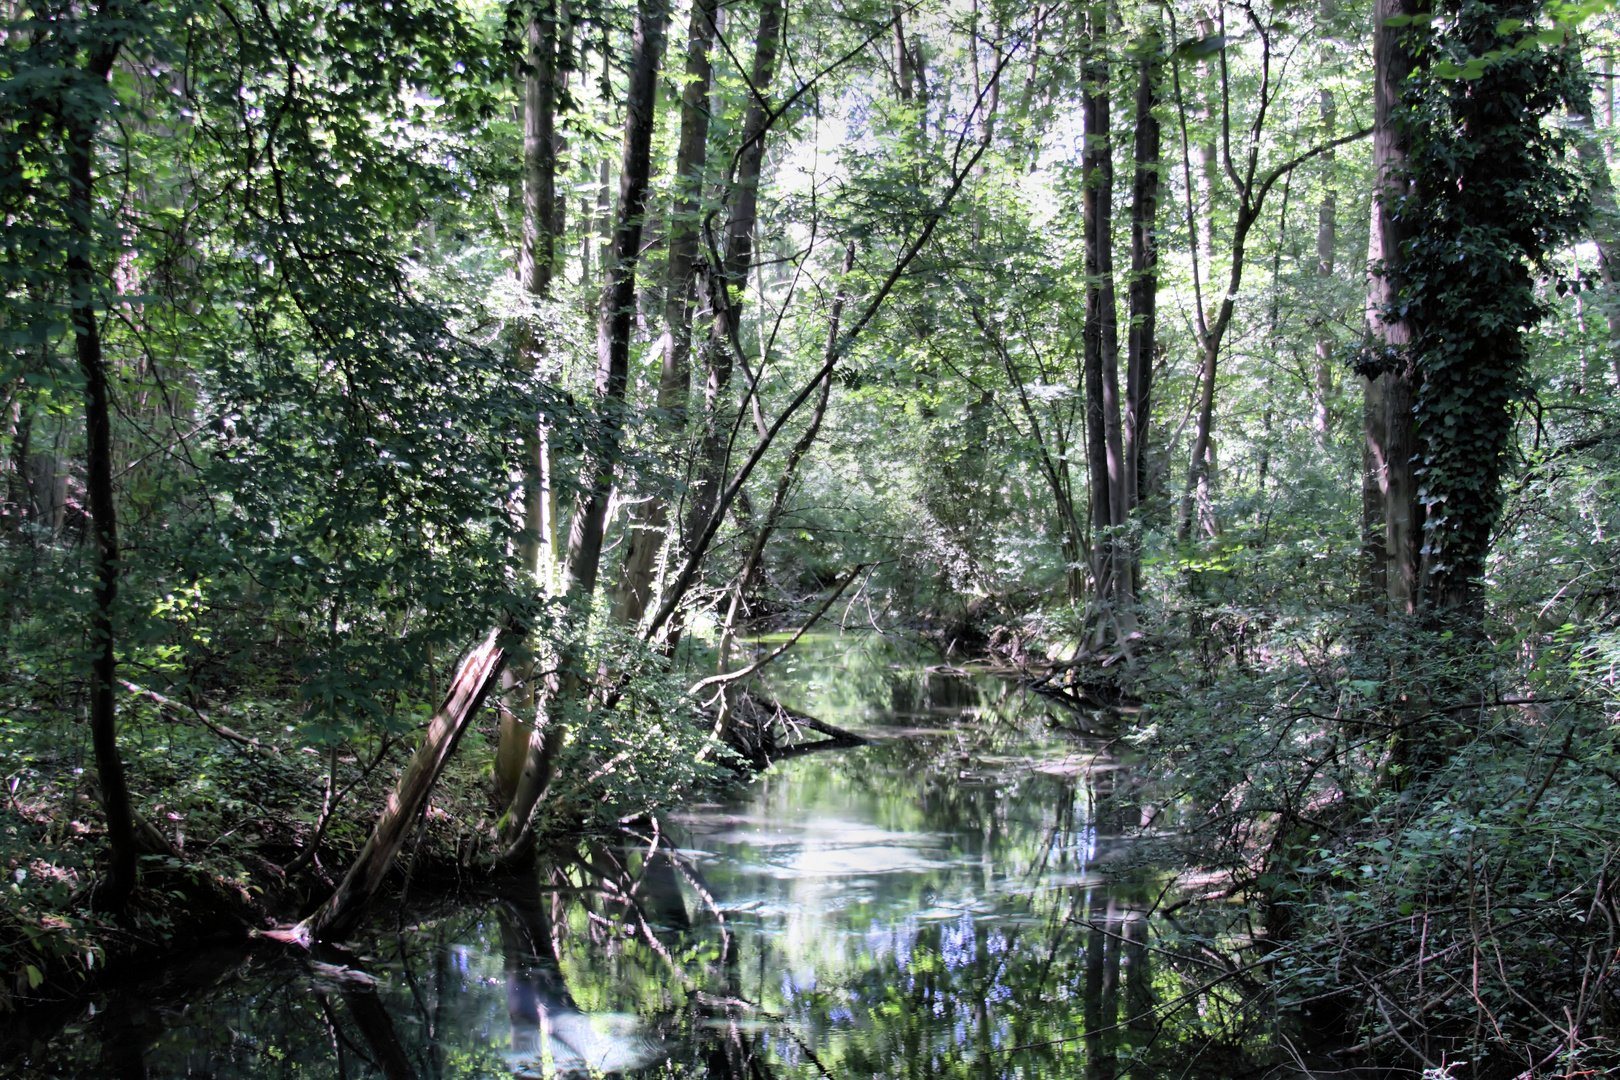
[278,630,507,945]
[721,692,865,766]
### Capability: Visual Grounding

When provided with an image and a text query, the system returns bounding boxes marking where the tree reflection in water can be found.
[11,637,1293,1079]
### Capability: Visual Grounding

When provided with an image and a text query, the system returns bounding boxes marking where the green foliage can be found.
[1361,0,1591,596]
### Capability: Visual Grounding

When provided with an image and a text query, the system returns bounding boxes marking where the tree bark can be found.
[612,0,717,628]
[1082,5,1123,604]
[1169,20,1369,545]
[500,0,670,851]
[1196,11,1219,262]
[1313,88,1337,450]
[563,0,669,600]
[496,0,560,804]
[1361,373,1388,602]
[1367,0,1420,612]
[893,2,914,103]
[297,631,507,943]
[1124,43,1160,517]
[1573,108,1620,390]
[684,0,785,560]
[67,31,137,911]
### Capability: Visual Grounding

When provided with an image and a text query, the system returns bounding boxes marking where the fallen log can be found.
[278,629,507,945]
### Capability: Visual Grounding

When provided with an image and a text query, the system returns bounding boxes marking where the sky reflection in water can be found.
[12,635,1257,1080]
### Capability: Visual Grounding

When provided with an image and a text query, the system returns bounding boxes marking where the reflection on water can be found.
[6,634,1286,1079]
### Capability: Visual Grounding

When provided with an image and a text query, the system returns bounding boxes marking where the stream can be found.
[4,635,1294,1079]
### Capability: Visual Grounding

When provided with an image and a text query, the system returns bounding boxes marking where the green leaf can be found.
[25,964,42,988]
[1175,34,1227,60]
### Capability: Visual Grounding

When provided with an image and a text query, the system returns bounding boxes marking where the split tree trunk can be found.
[496,0,560,803]
[500,0,670,851]
[612,0,717,628]
[561,0,667,599]
[1082,5,1124,609]
[684,0,785,559]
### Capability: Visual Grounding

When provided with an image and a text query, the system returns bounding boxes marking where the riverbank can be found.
[4,640,1316,1079]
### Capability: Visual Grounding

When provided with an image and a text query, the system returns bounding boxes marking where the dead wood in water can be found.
[720,691,865,767]
[279,630,507,945]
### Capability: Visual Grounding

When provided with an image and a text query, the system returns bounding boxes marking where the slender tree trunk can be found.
[1573,108,1620,390]
[893,2,914,103]
[1313,88,1337,449]
[684,0,785,561]
[1196,12,1219,262]
[68,38,137,911]
[1082,7,1119,603]
[501,0,670,850]
[1124,44,1160,517]
[1606,54,1614,132]
[1361,374,1388,601]
[496,0,560,803]
[553,6,573,251]
[1368,0,1420,612]
[612,0,717,627]
[1096,68,1125,536]
[563,0,667,599]
[1177,180,1319,540]
[8,392,31,533]
[1179,335,1221,541]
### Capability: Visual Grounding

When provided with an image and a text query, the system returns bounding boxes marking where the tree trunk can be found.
[500,0,670,851]
[1368,0,1420,612]
[612,0,717,628]
[1196,12,1219,262]
[1313,88,1337,449]
[1573,108,1620,390]
[68,37,137,911]
[1124,43,1160,518]
[1361,374,1388,602]
[496,0,560,804]
[297,631,507,943]
[1179,334,1221,541]
[893,2,914,103]
[1082,7,1121,603]
[563,0,668,600]
[683,0,785,562]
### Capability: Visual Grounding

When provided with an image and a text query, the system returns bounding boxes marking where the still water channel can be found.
[10,635,1288,1079]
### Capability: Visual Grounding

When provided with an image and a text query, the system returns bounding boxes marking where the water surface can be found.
[6,634,1280,1078]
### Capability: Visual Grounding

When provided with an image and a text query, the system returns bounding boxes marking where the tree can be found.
[501,0,670,851]
[1358,0,1590,612]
